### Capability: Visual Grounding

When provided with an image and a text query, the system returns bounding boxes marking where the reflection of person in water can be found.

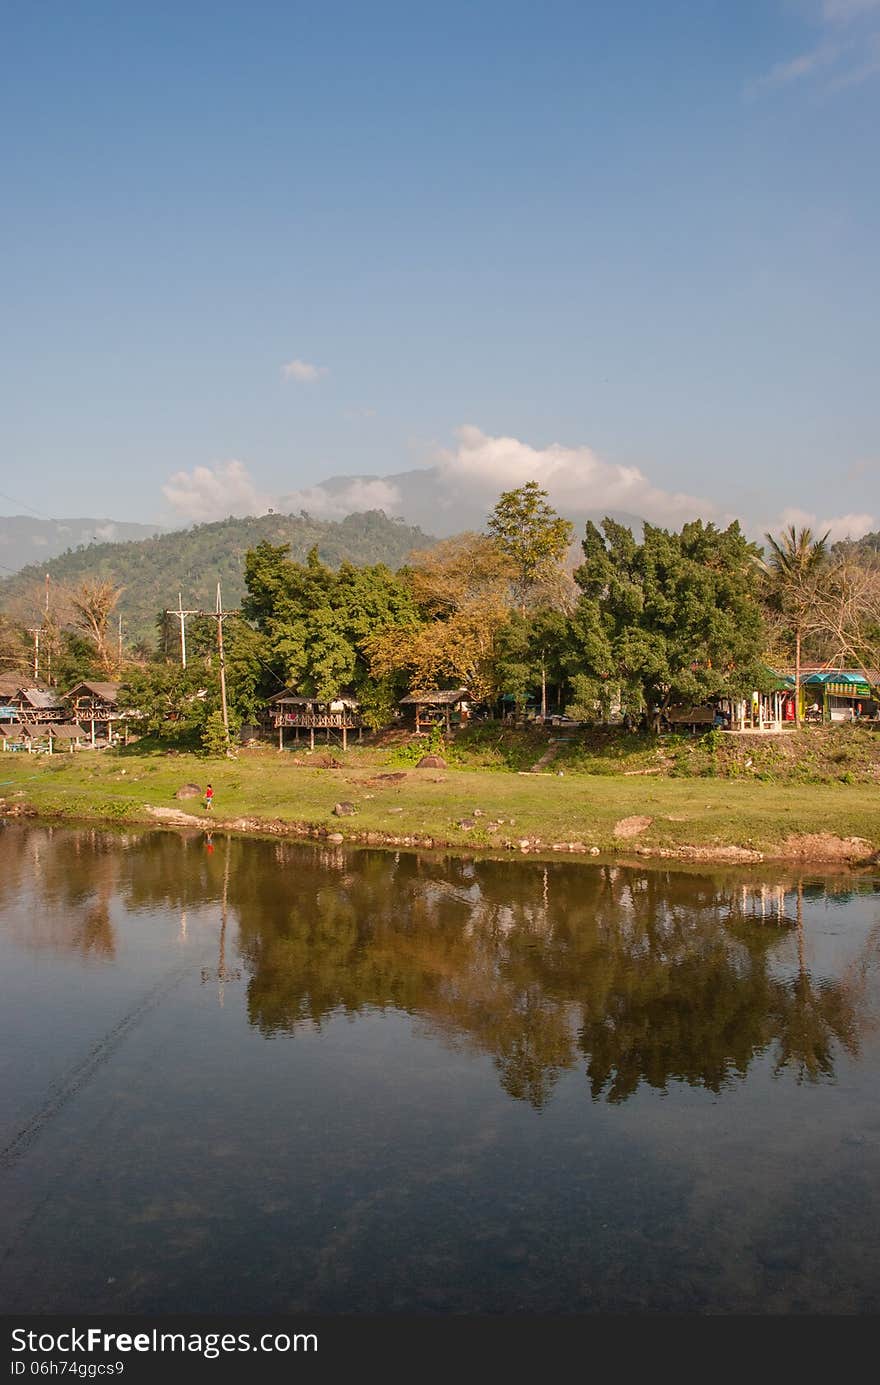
[205,832,214,854]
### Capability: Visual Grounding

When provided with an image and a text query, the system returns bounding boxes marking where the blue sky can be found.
[1,0,878,539]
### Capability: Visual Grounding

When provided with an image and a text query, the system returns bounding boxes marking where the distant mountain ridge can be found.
[0,510,435,646]
[0,515,164,575]
[282,466,645,537]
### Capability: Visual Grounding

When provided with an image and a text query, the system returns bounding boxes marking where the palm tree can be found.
[757,525,829,728]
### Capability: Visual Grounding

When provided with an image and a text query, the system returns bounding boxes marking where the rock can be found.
[416,754,446,769]
[589,846,600,855]
[472,808,483,817]
[458,817,477,830]
[333,801,357,817]
[613,815,654,839]
[328,832,344,844]
[175,783,202,800]
[518,839,531,852]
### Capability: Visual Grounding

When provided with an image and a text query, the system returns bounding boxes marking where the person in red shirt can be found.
[205,783,213,812]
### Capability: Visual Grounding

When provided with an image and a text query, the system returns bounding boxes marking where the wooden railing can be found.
[273,713,362,729]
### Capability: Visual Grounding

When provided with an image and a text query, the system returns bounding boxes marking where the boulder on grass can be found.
[333,801,357,817]
[416,754,446,769]
[175,784,202,800]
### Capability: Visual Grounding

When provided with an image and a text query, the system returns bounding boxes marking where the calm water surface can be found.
[1,822,879,1314]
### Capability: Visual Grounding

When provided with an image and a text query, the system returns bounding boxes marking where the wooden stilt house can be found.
[399,688,471,735]
[65,682,127,747]
[268,691,364,751]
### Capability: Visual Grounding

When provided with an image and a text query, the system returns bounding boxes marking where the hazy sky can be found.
[1,0,878,540]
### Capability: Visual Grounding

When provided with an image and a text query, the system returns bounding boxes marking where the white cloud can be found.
[278,477,403,520]
[436,425,714,526]
[162,460,271,522]
[822,0,880,21]
[775,506,875,541]
[745,39,846,95]
[748,1,880,95]
[281,358,328,384]
[827,30,880,83]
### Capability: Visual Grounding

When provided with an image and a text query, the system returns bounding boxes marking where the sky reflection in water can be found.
[1,824,879,1314]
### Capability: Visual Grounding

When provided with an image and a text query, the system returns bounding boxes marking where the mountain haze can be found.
[281,467,645,537]
[0,515,164,575]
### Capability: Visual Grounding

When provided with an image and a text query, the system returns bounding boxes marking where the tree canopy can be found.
[571,518,769,722]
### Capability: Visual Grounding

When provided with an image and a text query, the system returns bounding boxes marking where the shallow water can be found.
[1,822,879,1313]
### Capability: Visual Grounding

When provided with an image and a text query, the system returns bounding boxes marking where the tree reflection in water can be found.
[2,826,876,1108]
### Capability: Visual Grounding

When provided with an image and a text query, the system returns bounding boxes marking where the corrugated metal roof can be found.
[67,681,120,702]
[20,688,66,709]
[400,688,469,705]
[803,671,872,688]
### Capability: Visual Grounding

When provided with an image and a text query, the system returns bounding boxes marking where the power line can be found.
[0,490,58,523]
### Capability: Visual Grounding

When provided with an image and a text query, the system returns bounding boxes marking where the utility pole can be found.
[164,592,199,668]
[26,626,40,681]
[117,614,123,667]
[45,574,52,685]
[199,583,240,745]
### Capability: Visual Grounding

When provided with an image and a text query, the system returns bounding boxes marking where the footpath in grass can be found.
[2,741,879,863]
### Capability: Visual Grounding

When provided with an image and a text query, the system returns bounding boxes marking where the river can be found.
[1,822,879,1313]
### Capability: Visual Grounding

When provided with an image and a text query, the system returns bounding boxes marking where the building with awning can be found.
[802,671,878,722]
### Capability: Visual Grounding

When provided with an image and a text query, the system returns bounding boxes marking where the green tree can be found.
[488,482,573,615]
[122,663,217,743]
[572,518,769,727]
[756,524,829,728]
[242,541,418,708]
[495,607,572,717]
[202,708,237,757]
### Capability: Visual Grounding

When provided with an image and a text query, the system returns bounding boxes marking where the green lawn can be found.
[2,743,879,860]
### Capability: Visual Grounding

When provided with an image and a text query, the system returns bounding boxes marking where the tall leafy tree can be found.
[572,518,768,726]
[363,533,513,701]
[495,608,572,717]
[756,525,829,727]
[488,482,573,615]
[242,541,418,719]
[122,663,217,743]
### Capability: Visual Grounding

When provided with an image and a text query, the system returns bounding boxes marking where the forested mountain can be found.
[0,510,435,646]
[835,530,880,559]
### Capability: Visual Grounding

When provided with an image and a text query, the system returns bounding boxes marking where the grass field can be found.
[2,737,879,863]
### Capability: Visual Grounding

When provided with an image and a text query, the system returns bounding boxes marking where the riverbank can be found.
[2,745,879,865]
